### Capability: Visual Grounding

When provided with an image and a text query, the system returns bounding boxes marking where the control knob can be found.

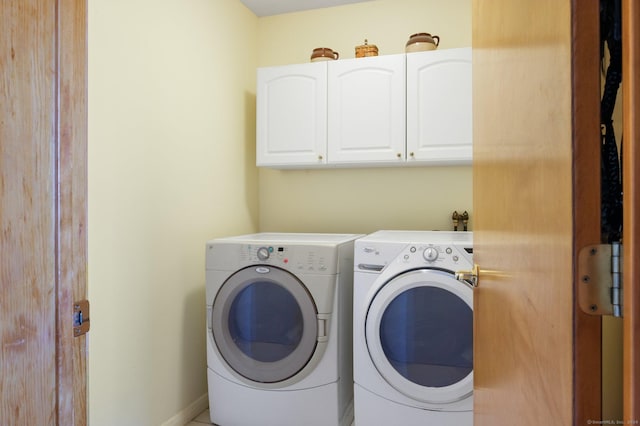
[257,247,270,261]
[423,247,439,262]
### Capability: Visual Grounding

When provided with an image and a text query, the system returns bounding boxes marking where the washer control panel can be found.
[356,241,473,272]
[401,243,472,267]
[423,246,439,262]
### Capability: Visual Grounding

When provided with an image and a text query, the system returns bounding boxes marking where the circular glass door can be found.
[365,268,473,404]
[212,265,318,383]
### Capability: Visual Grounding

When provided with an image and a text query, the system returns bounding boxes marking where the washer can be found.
[353,231,473,426]
[206,233,362,426]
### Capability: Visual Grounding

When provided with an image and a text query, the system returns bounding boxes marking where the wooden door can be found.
[472,1,602,425]
[1,0,87,424]
[623,0,640,420]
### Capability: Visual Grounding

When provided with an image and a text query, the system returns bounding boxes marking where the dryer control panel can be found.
[207,242,341,275]
[242,244,336,274]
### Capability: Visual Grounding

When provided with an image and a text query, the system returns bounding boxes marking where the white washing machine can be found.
[205,233,362,426]
[353,231,474,426]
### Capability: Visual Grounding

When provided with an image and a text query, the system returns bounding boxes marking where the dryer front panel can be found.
[212,265,318,384]
[365,268,473,405]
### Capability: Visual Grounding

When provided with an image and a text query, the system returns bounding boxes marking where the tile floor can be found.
[185,408,355,426]
[186,409,214,426]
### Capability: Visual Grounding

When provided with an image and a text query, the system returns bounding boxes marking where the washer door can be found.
[365,268,473,404]
[212,265,318,383]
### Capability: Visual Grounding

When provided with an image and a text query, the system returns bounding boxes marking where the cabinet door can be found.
[407,48,472,164]
[327,54,406,165]
[257,63,327,167]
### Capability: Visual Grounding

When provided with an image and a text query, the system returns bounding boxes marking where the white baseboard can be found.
[160,393,209,426]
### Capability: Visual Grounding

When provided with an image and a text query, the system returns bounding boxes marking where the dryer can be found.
[205,233,361,426]
[353,231,473,426]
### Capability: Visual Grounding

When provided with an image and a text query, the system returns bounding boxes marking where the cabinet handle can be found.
[396,153,402,159]
[409,152,415,158]
[318,155,323,161]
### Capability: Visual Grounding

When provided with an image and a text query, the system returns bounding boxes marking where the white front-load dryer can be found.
[205,233,362,426]
[353,231,474,426]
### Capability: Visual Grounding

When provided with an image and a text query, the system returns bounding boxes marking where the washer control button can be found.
[423,247,439,262]
[257,246,270,261]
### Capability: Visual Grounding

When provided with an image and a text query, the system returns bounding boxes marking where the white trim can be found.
[160,393,209,426]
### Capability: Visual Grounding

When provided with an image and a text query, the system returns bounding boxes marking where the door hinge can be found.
[578,243,623,317]
[73,300,90,336]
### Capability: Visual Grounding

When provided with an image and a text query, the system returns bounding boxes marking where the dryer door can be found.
[211,265,318,383]
[365,268,473,404]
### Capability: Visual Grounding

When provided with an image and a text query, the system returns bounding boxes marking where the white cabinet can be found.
[407,47,472,164]
[256,48,472,168]
[327,54,406,165]
[256,62,327,167]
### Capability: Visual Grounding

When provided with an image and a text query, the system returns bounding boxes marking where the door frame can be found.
[57,0,88,423]
[622,0,640,420]
[1,0,87,424]
[572,1,603,423]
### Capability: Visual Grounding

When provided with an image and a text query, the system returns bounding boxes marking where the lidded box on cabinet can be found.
[355,39,378,57]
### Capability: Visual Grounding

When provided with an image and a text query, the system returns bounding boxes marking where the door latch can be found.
[578,243,622,317]
[455,264,479,289]
[73,300,90,336]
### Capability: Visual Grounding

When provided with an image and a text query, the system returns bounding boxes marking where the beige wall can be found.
[88,0,258,424]
[87,1,624,423]
[87,1,472,424]
[256,0,473,234]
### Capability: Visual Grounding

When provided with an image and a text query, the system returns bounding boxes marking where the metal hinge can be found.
[73,300,90,336]
[578,243,623,317]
